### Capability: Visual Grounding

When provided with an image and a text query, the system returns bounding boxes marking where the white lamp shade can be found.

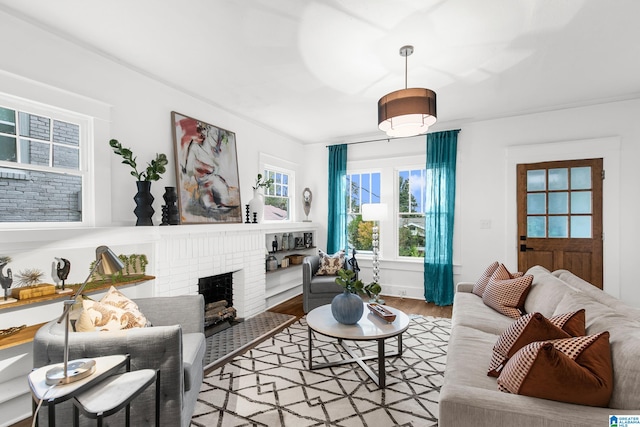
[361,203,388,221]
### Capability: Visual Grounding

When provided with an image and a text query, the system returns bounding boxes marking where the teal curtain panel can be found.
[327,144,347,254]
[424,130,460,306]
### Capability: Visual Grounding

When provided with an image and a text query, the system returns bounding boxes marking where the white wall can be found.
[343,98,640,308]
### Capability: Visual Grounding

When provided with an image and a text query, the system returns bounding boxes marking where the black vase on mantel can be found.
[161,186,180,225]
[134,181,154,226]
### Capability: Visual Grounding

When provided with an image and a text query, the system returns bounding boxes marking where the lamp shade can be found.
[378,88,437,137]
[95,245,125,275]
[362,203,388,221]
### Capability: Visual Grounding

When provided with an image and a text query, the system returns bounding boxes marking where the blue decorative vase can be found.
[331,290,364,325]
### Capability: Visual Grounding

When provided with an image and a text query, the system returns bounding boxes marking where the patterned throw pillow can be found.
[482,264,533,318]
[472,261,499,297]
[549,309,586,337]
[316,249,345,276]
[75,286,149,332]
[497,332,613,407]
[488,312,571,377]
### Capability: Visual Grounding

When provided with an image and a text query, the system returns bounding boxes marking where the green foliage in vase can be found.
[0,255,11,265]
[252,173,274,190]
[109,139,168,182]
[334,269,364,294]
[364,282,382,299]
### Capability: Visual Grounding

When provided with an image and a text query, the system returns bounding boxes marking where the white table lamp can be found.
[45,245,124,385]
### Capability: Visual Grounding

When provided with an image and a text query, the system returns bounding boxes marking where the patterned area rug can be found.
[192,315,451,426]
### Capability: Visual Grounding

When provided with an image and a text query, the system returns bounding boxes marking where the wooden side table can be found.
[28,355,129,427]
[72,369,160,427]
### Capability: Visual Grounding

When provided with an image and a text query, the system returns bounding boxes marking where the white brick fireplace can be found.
[152,225,266,319]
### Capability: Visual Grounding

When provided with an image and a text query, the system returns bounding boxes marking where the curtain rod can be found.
[325,129,461,147]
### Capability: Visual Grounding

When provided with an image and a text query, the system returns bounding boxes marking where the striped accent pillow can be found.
[472,261,499,297]
[487,310,585,377]
[497,332,613,407]
[482,264,533,318]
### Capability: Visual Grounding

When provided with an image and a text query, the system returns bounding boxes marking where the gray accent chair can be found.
[303,254,357,313]
[33,294,205,427]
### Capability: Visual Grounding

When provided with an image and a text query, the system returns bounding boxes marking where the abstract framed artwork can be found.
[171,111,242,224]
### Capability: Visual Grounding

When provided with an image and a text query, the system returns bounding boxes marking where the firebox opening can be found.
[198,272,238,337]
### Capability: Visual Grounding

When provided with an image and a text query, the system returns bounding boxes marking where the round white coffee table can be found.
[306,303,410,388]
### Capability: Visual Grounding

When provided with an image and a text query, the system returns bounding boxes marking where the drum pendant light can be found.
[378,45,437,137]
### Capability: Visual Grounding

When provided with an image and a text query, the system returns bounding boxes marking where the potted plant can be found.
[248,173,274,223]
[331,269,365,324]
[364,281,384,304]
[109,139,169,226]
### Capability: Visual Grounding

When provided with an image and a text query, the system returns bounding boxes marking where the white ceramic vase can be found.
[248,188,264,223]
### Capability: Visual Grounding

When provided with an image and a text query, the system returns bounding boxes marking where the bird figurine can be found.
[0,260,12,301]
[55,257,71,291]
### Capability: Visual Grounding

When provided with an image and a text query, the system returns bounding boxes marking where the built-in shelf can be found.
[266,264,303,275]
[0,275,155,311]
[0,275,155,350]
[0,322,46,351]
[268,246,316,255]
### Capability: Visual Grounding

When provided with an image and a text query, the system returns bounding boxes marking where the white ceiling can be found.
[1,0,640,144]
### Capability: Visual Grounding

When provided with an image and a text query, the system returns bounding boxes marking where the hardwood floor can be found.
[269,294,453,319]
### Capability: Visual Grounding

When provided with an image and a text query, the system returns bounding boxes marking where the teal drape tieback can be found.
[327,144,347,254]
[424,130,460,306]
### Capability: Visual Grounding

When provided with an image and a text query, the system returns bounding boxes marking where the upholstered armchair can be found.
[302,252,359,313]
[33,294,205,427]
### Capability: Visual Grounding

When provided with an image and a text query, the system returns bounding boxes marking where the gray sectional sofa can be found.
[33,294,205,427]
[440,265,640,427]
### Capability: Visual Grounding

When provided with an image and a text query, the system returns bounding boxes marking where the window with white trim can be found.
[0,100,87,223]
[347,172,381,252]
[263,168,292,221]
[398,168,426,257]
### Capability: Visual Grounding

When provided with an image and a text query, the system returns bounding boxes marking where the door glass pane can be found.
[527,193,546,214]
[571,167,591,190]
[549,216,568,238]
[548,192,568,214]
[527,216,546,237]
[571,216,592,238]
[548,168,568,190]
[571,191,591,214]
[527,170,545,191]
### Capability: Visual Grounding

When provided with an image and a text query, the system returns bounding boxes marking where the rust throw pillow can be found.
[488,312,575,377]
[497,332,613,407]
[549,309,586,337]
[482,264,532,318]
[472,261,499,297]
[316,249,345,276]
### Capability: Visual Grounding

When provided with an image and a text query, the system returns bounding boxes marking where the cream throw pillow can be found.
[76,286,148,332]
[316,249,345,276]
